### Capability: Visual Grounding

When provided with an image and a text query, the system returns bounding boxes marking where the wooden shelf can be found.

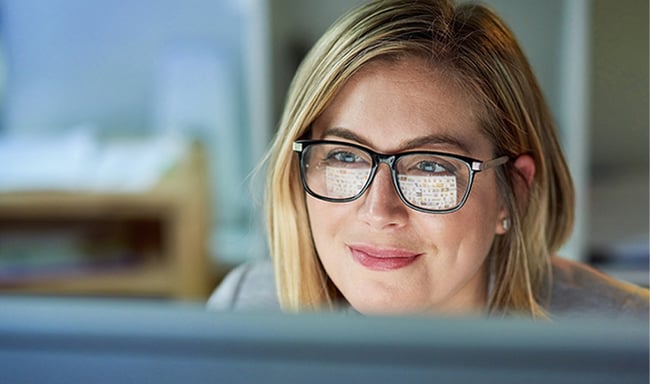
[1,262,172,297]
[0,142,213,301]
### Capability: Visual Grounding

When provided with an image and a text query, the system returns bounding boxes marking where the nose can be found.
[357,163,409,229]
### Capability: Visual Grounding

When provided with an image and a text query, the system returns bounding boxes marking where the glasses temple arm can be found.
[472,155,510,171]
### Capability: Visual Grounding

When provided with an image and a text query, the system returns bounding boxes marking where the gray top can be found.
[208,256,649,321]
[208,258,280,312]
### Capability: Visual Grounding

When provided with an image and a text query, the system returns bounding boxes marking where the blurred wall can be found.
[591,0,648,170]
[588,0,648,256]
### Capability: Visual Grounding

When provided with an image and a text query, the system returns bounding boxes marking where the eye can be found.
[329,151,360,163]
[416,159,457,175]
[325,149,370,168]
[416,160,447,173]
[399,155,458,176]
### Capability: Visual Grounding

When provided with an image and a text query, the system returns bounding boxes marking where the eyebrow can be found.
[321,127,473,154]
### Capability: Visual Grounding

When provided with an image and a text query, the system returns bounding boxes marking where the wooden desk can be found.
[0,142,212,301]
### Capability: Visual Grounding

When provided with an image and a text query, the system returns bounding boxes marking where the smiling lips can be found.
[349,245,422,271]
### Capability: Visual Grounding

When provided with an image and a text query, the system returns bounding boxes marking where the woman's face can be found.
[306,57,508,315]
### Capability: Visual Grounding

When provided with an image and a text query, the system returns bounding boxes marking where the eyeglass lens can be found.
[301,142,470,211]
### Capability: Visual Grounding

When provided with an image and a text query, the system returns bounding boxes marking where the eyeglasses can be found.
[293,140,509,214]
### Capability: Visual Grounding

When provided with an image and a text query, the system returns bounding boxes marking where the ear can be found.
[513,154,536,191]
[495,154,536,234]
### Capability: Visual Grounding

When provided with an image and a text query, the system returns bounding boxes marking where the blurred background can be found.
[0,0,646,301]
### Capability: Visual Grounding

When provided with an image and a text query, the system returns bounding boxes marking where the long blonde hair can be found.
[265,0,574,317]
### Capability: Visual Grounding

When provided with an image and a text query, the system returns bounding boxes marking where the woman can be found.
[209,0,648,319]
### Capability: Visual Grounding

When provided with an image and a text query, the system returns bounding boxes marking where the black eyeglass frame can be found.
[293,139,509,214]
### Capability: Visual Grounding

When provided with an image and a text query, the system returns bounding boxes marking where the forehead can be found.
[311,57,489,155]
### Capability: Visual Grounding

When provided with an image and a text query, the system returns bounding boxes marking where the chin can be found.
[349,298,427,316]
[348,295,484,317]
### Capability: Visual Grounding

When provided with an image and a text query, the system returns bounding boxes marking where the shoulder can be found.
[547,256,649,321]
[207,259,280,311]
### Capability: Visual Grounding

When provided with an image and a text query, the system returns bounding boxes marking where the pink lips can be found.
[349,245,421,271]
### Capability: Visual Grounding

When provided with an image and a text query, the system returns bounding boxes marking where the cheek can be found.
[410,206,496,262]
[306,197,360,289]
[416,179,503,256]
[451,180,503,247]
[306,197,346,251]
[438,210,496,257]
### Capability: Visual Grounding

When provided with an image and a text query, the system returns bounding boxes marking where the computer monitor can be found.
[0,296,647,384]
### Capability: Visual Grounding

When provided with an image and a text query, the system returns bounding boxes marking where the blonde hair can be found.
[265,0,574,317]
